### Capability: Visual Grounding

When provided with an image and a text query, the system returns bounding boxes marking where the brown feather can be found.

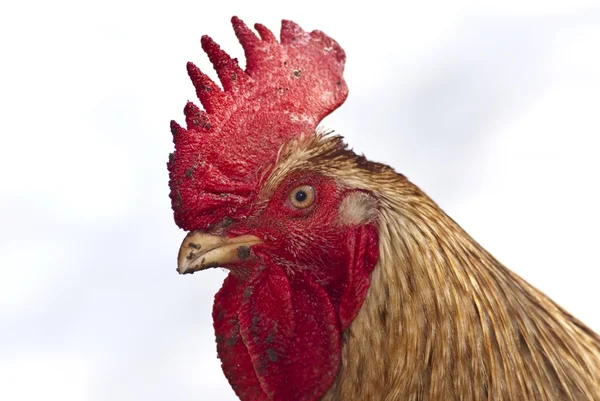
[263,132,600,401]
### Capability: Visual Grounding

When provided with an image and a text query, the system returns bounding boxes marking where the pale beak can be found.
[177,231,263,274]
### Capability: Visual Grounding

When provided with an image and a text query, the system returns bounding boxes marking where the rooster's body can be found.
[168,17,600,401]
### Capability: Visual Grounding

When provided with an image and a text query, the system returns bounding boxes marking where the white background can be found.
[1,1,599,400]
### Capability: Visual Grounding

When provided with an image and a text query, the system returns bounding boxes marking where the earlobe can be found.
[338,224,379,331]
[338,191,378,226]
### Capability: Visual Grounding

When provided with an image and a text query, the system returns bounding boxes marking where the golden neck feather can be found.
[324,181,600,401]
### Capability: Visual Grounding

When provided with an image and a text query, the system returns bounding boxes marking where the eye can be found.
[288,185,316,209]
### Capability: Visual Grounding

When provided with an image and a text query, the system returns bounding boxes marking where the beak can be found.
[177,231,263,275]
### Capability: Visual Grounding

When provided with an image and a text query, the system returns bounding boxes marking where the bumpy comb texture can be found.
[168,17,348,231]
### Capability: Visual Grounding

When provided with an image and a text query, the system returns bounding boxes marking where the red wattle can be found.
[213,274,266,400]
[212,225,379,400]
[214,264,341,401]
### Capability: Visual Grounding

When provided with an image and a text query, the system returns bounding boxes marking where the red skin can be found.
[212,174,379,401]
[167,17,368,401]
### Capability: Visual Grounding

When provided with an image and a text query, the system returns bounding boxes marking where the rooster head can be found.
[168,17,381,401]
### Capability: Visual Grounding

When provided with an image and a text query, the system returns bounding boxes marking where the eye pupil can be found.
[295,190,307,203]
[288,185,315,210]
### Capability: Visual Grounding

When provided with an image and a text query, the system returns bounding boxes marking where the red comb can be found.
[168,17,348,230]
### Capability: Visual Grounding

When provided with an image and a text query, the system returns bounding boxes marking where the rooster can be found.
[168,17,600,401]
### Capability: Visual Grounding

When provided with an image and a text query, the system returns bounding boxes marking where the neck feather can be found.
[323,181,600,401]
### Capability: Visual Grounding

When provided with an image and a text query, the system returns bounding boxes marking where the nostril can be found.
[237,246,252,259]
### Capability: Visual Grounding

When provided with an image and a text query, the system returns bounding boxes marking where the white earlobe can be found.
[338,192,378,226]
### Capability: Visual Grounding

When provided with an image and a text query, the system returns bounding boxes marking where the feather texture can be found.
[265,132,600,401]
